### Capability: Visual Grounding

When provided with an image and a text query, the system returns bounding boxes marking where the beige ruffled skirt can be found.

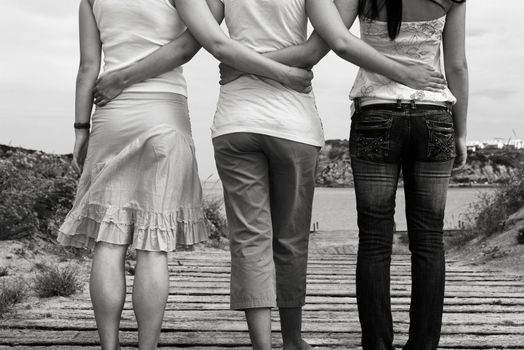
[58,92,208,251]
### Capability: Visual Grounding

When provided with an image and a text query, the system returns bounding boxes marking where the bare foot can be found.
[283,339,313,350]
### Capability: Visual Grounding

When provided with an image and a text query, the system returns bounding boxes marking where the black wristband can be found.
[74,122,91,130]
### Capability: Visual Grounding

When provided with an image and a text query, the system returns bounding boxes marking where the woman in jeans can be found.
[330,0,468,349]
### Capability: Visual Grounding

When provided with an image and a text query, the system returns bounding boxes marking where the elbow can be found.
[78,60,100,77]
[206,38,229,62]
[445,58,468,76]
[303,47,325,68]
[77,63,100,84]
[330,35,352,59]
[179,45,200,65]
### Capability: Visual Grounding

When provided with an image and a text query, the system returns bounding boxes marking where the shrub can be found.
[204,196,228,242]
[0,279,26,317]
[0,146,78,242]
[33,264,83,298]
[457,164,524,241]
[0,266,9,277]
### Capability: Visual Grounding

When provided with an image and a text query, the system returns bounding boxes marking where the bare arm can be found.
[443,2,468,170]
[307,0,446,91]
[262,32,331,69]
[93,30,201,106]
[219,31,330,85]
[173,0,313,92]
[73,0,101,172]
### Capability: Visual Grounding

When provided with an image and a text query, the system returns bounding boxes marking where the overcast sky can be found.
[1,0,523,178]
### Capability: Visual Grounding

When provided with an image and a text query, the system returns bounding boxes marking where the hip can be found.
[92,92,191,133]
[87,92,193,163]
[349,102,456,163]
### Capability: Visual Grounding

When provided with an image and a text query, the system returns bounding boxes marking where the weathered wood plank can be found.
[3,318,524,336]
[1,329,524,348]
[6,308,524,325]
[2,244,524,349]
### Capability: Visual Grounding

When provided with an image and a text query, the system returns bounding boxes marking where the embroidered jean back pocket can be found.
[425,118,456,161]
[350,114,392,161]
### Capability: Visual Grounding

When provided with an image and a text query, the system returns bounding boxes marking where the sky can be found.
[1,0,523,178]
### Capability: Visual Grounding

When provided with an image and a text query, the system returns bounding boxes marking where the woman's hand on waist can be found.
[400,61,447,92]
[284,67,314,94]
[93,70,128,107]
[219,63,246,85]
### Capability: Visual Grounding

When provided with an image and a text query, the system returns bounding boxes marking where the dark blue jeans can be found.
[349,104,455,350]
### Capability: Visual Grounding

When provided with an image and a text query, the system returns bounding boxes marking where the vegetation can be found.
[0,266,8,277]
[0,279,26,317]
[453,165,524,246]
[204,196,228,242]
[202,179,228,248]
[0,145,77,241]
[0,144,228,246]
[33,263,83,298]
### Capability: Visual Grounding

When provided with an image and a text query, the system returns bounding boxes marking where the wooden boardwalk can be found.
[1,232,523,349]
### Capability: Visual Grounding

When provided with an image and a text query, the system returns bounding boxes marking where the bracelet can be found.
[74,122,90,130]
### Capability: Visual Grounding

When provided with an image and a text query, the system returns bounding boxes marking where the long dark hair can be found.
[358,0,466,40]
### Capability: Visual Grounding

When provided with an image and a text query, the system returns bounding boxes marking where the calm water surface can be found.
[203,184,495,231]
[311,187,495,231]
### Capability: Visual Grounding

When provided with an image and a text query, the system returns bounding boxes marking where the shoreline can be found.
[314,183,501,189]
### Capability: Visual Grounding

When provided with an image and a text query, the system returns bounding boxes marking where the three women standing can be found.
[61,0,467,349]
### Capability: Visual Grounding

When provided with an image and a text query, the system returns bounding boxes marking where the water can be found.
[203,183,495,232]
[311,187,495,231]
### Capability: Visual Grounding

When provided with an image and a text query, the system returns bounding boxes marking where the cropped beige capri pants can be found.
[213,132,319,310]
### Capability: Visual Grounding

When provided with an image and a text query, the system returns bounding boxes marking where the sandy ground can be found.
[447,221,524,275]
[0,240,91,317]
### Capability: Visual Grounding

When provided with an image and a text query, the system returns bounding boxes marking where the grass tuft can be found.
[33,264,83,298]
[0,279,26,317]
[0,266,9,277]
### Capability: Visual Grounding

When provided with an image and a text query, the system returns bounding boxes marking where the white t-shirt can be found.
[93,0,188,96]
[212,0,324,147]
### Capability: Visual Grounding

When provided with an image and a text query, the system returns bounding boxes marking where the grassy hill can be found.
[0,145,76,241]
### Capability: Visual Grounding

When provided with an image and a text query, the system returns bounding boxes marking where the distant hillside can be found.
[0,145,77,241]
[316,139,524,187]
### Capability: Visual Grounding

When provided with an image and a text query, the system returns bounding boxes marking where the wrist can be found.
[75,128,90,137]
[396,65,411,85]
[282,67,293,86]
[109,69,130,90]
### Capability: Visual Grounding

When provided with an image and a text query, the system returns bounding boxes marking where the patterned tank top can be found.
[349,16,456,103]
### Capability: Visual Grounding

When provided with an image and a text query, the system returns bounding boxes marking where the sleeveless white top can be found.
[92,0,188,96]
[350,16,456,103]
[212,0,324,147]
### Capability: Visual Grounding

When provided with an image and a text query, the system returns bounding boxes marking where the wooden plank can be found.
[6,309,524,325]
[1,329,524,348]
[2,244,524,349]
[3,318,524,335]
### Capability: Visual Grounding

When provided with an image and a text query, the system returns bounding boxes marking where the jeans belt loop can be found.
[410,99,416,110]
[396,99,402,109]
[355,98,361,113]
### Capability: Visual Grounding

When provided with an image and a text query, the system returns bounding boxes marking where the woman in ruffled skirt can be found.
[58,0,209,349]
